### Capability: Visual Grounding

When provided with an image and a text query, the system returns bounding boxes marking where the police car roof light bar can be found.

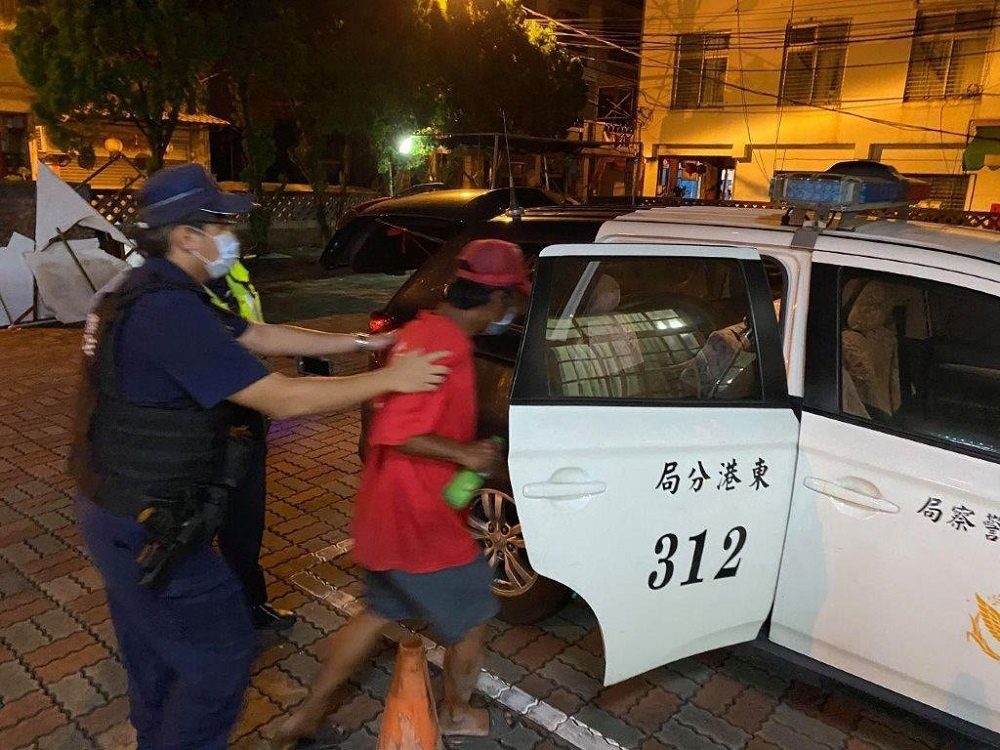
[769,160,931,232]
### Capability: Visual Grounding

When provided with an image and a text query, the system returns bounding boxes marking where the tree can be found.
[10,0,224,173]
[282,0,442,237]
[436,1,586,138]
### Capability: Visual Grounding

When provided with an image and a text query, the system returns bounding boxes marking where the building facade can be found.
[638,0,1000,211]
[0,0,217,187]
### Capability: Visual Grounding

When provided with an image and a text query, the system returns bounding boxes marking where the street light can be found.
[397,135,415,156]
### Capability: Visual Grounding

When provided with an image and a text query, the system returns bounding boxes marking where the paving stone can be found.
[719,656,790,699]
[279,651,323,684]
[0,690,57,731]
[48,673,107,717]
[0,705,66,750]
[33,722,98,750]
[538,658,601,702]
[255,665,308,710]
[693,673,745,714]
[4,619,51,654]
[330,690,382,731]
[646,665,701,701]
[0,541,40,567]
[94,721,137,750]
[83,658,128,701]
[498,722,546,750]
[70,566,105,593]
[35,642,111,683]
[512,634,568,672]
[0,565,32,596]
[77,695,130,737]
[353,664,392,698]
[27,533,66,557]
[573,704,645,748]
[0,660,40,703]
[484,652,529,686]
[655,715,728,750]
[297,600,346,632]
[284,619,324,649]
[758,716,832,750]
[674,703,750,750]
[234,688,282,740]
[625,685,683,734]
[852,716,941,750]
[33,608,84,641]
[724,686,779,735]
[771,702,849,748]
[41,574,88,604]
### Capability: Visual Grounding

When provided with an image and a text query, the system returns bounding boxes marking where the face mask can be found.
[192,228,241,279]
[483,308,516,336]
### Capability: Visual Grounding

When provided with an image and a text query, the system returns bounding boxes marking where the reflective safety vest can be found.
[205,260,264,323]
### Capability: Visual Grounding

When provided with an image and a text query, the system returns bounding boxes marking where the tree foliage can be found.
[11,0,224,172]
[10,0,587,188]
[436,1,587,137]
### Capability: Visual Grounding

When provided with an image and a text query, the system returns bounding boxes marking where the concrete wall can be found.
[637,0,1000,210]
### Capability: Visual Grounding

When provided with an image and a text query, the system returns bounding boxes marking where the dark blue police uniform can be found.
[74,256,268,750]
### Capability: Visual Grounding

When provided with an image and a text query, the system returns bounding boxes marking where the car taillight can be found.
[369,311,395,334]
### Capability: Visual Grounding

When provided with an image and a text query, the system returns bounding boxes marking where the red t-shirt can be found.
[351,312,480,573]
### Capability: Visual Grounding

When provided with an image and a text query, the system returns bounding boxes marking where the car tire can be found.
[467,482,572,625]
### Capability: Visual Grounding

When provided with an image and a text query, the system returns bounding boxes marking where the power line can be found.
[528,7,996,143]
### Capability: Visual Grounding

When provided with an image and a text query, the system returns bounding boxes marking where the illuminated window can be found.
[904,8,992,100]
[780,23,850,104]
[672,34,729,109]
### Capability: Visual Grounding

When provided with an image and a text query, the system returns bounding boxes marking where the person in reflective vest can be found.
[69,163,449,750]
[205,259,263,323]
[205,257,292,628]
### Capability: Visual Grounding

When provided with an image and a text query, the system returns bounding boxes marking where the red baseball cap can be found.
[455,239,531,295]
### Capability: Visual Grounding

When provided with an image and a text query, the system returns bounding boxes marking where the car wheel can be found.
[467,484,571,624]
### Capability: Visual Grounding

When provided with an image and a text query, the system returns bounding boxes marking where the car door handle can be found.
[804,477,900,514]
[523,481,607,499]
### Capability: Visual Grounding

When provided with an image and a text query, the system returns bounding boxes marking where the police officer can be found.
[205,258,294,628]
[70,164,448,750]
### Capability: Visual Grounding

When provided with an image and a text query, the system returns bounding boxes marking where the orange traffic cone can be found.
[376,638,442,750]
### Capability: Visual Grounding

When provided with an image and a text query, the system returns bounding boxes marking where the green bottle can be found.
[443,437,505,510]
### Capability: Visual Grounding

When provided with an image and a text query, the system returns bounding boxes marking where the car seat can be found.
[841,281,901,420]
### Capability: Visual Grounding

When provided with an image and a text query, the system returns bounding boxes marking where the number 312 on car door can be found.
[648,526,748,590]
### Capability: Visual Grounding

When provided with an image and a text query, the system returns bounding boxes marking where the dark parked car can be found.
[320,187,562,273]
[361,207,633,623]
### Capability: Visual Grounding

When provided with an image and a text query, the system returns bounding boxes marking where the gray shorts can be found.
[363,556,499,645]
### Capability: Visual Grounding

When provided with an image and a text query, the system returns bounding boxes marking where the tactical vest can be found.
[70,274,232,518]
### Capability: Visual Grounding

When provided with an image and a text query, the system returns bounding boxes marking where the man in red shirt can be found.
[276,239,530,746]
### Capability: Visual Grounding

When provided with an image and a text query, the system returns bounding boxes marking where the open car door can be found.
[508,243,800,684]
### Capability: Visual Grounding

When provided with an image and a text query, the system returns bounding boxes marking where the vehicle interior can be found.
[542,257,769,402]
[839,272,1000,457]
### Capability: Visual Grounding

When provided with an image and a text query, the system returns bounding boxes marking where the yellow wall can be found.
[1,33,211,187]
[638,0,1000,210]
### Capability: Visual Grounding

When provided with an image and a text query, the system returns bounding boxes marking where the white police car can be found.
[504,162,1000,740]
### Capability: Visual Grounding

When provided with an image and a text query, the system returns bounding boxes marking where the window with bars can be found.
[905,173,970,210]
[904,8,993,100]
[672,33,729,109]
[780,23,850,104]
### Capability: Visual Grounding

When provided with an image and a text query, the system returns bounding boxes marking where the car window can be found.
[538,256,763,402]
[838,269,1000,459]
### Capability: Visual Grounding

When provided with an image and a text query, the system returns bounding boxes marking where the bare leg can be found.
[439,624,490,736]
[274,609,390,744]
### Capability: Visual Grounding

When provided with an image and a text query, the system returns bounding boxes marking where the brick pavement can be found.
[0,320,993,749]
